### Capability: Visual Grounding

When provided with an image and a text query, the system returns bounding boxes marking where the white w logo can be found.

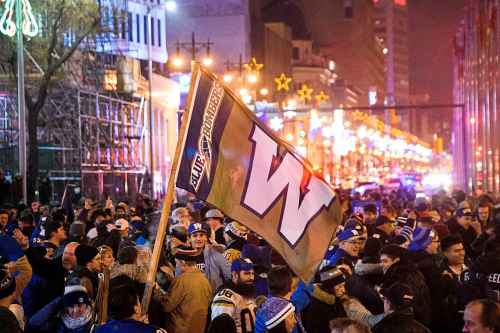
[242,125,335,247]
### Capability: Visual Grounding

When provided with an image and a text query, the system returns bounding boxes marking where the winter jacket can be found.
[372,307,431,333]
[94,319,167,333]
[160,269,213,333]
[381,260,432,326]
[23,246,66,318]
[432,260,469,333]
[26,296,92,333]
[467,248,500,303]
[203,244,232,290]
[301,286,346,333]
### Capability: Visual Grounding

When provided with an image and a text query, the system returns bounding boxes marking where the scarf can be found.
[61,306,93,330]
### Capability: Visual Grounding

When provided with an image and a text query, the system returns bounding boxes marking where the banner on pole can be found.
[174,67,341,281]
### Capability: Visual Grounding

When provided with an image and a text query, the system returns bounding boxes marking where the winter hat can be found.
[188,222,211,236]
[440,234,463,252]
[205,209,224,220]
[75,244,99,266]
[380,283,414,308]
[336,228,362,242]
[319,266,346,286]
[169,225,188,243]
[63,284,91,308]
[408,227,435,252]
[0,269,16,299]
[174,245,202,262]
[231,257,254,272]
[225,222,249,240]
[207,313,237,333]
[255,296,295,330]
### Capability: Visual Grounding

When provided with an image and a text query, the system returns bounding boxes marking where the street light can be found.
[165,0,177,12]
[247,73,258,84]
[202,56,213,67]
[223,74,233,83]
[172,56,183,68]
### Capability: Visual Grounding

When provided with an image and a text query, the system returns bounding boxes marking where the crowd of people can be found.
[0,186,500,333]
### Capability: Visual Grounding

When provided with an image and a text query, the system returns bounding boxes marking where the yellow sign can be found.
[297,84,313,102]
[274,73,292,92]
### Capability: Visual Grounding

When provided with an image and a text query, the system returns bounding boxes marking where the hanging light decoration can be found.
[0,0,39,37]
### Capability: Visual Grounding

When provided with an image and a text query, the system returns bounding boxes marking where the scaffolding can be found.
[79,90,148,201]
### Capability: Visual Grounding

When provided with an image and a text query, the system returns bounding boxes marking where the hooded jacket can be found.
[372,307,431,333]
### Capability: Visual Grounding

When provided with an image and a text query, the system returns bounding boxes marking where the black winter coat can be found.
[301,288,346,333]
[467,248,500,303]
[381,260,432,327]
[372,308,431,333]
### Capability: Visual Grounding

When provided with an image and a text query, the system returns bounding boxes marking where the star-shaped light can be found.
[297,84,313,103]
[274,73,292,92]
[243,57,264,73]
[315,91,329,105]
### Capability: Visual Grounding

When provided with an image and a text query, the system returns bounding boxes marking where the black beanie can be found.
[75,244,99,266]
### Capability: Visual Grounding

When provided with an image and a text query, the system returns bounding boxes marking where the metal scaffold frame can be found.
[79,90,148,202]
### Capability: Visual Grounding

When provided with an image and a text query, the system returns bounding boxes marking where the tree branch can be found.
[45,16,100,79]
[47,4,65,69]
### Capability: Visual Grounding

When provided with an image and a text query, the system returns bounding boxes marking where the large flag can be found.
[174,66,341,282]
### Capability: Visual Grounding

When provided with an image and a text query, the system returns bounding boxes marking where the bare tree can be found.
[1,0,103,201]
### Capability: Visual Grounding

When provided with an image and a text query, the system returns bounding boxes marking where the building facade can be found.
[453,0,500,192]
[301,0,385,106]
[373,0,410,106]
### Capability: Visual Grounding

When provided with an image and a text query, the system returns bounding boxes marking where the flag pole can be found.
[141,63,201,315]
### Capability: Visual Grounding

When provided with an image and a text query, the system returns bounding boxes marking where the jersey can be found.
[211,287,256,333]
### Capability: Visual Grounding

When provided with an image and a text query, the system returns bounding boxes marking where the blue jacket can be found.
[94,319,167,333]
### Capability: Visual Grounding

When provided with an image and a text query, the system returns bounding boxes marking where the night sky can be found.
[408,0,467,105]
